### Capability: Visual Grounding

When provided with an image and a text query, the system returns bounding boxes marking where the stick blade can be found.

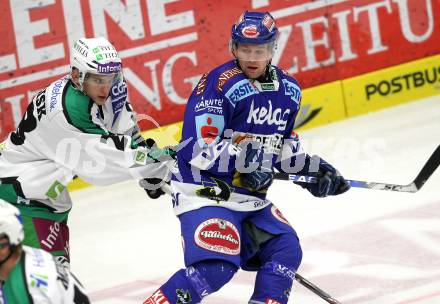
[347,179,418,192]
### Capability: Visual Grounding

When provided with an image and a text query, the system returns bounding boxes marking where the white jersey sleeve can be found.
[0,76,171,212]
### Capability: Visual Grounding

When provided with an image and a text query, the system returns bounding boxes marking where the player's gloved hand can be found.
[162,145,177,160]
[240,170,274,192]
[233,140,274,192]
[139,178,167,199]
[140,139,177,162]
[303,157,350,197]
[136,137,157,148]
[137,140,176,199]
[130,124,147,148]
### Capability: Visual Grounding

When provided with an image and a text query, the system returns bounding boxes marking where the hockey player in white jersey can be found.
[0,199,90,303]
[0,37,174,266]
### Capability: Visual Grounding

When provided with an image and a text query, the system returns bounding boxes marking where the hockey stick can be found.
[275,144,440,193]
[157,183,342,303]
[295,273,341,304]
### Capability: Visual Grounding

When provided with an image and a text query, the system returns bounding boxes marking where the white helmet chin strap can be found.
[70,68,85,92]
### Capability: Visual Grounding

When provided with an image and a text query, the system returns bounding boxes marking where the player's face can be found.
[0,235,11,261]
[83,73,117,106]
[233,43,272,79]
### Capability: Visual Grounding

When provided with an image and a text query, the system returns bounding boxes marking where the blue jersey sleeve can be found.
[273,73,308,174]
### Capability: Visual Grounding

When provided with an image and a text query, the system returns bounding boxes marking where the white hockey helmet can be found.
[0,199,24,246]
[70,37,122,90]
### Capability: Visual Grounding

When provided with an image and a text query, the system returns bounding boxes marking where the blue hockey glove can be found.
[233,141,274,192]
[303,157,350,197]
[240,170,274,192]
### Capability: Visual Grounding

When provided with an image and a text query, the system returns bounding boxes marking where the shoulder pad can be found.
[281,69,291,76]
[276,67,301,105]
[46,75,70,115]
[224,78,258,106]
[195,73,208,96]
[109,79,128,115]
[281,76,302,106]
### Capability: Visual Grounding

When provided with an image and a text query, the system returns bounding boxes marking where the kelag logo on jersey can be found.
[109,80,127,125]
[195,113,225,146]
[282,79,301,104]
[225,79,258,105]
[246,100,290,131]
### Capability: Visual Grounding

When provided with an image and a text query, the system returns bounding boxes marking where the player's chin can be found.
[93,96,107,105]
[244,68,263,79]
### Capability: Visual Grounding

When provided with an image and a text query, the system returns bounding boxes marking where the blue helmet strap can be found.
[256,63,274,82]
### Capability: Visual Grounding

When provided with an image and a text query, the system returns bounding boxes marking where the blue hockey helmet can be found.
[231,11,278,45]
[230,11,278,61]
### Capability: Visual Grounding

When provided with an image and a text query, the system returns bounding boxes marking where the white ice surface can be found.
[70,95,440,304]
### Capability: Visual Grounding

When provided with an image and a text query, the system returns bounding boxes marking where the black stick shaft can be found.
[295,273,341,304]
[275,144,440,193]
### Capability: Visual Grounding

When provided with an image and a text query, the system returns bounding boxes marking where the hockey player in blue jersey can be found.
[143,11,350,304]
